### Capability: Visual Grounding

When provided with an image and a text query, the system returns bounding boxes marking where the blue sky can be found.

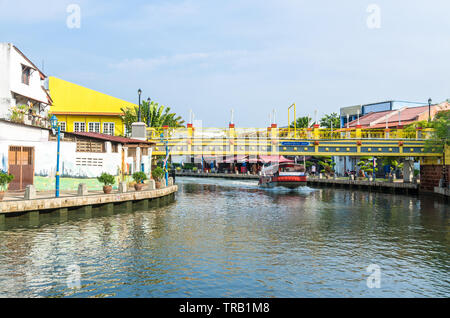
[1,0,449,126]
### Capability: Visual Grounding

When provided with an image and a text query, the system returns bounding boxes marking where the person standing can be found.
[311,164,316,176]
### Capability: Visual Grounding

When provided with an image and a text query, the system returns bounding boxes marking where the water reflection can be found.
[0,177,448,297]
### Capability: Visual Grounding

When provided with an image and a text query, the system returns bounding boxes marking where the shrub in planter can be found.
[192,167,198,173]
[97,172,115,194]
[133,171,148,191]
[0,171,14,201]
[151,167,164,189]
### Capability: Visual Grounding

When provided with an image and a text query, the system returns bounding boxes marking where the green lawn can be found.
[34,176,123,191]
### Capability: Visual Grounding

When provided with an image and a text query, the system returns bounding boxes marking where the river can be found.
[0,177,448,297]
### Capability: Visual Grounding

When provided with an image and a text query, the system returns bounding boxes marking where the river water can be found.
[0,177,448,297]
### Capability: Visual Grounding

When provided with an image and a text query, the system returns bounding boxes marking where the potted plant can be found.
[151,167,164,189]
[97,172,115,194]
[0,171,14,201]
[192,167,198,173]
[133,171,148,191]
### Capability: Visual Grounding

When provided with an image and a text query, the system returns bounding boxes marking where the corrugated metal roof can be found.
[66,131,154,145]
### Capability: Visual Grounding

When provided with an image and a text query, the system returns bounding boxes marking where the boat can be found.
[258,163,307,189]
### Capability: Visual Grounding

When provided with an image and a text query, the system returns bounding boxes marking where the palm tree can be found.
[121,100,185,136]
[290,116,312,128]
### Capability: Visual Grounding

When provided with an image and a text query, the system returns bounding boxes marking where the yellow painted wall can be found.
[56,114,125,135]
[49,77,137,135]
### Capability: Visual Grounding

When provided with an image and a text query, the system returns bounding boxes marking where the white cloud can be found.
[109,50,250,71]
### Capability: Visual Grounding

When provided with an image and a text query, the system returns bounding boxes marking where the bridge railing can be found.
[147,127,436,141]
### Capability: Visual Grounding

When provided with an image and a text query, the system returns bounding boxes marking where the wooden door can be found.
[8,146,35,191]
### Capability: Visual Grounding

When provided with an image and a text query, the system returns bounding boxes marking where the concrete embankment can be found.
[0,185,178,228]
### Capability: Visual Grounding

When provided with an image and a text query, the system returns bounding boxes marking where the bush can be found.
[97,172,115,186]
[0,171,14,191]
[151,167,164,181]
[133,171,148,183]
[176,167,181,171]
[192,167,198,172]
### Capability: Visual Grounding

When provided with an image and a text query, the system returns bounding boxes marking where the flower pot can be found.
[103,185,112,194]
[0,191,4,201]
[134,183,144,191]
[155,181,163,189]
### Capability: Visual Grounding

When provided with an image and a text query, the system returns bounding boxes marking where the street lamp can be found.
[428,98,432,122]
[146,97,151,127]
[138,88,142,122]
[50,115,61,198]
[160,132,169,186]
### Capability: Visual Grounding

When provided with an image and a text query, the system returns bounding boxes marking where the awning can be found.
[258,155,294,164]
[222,155,247,163]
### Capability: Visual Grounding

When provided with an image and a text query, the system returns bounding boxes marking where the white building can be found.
[0,43,51,122]
[0,120,154,190]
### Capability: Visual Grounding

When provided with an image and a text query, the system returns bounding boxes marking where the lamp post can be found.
[428,98,432,122]
[160,133,169,186]
[146,97,151,127]
[138,89,142,122]
[50,115,61,198]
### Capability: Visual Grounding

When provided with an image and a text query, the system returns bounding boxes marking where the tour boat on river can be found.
[259,163,307,189]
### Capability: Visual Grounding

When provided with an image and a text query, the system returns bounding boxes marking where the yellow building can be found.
[49,77,137,136]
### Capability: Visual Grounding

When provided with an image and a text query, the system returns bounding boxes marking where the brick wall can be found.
[420,164,450,192]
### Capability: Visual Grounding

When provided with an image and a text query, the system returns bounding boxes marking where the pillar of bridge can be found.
[307,127,313,139]
[416,127,422,139]
[228,123,235,138]
[270,124,278,139]
[397,125,403,139]
[356,125,362,139]
[313,124,320,140]
[187,123,193,155]
[403,159,414,183]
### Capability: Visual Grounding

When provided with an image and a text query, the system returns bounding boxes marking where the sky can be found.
[1,0,449,127]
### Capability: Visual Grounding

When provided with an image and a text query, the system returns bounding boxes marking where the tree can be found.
[426,110,450,186]
[316,156,336,176]
[120,100,185,136]
[290,116,312,128]
[357,157,378,177]
[320,113,340,129]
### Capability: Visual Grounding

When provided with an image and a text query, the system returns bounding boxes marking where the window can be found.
[59,122,66,132]
[111,143,118,153]
[88,122,100,133]
[21,65,31,85]
[74,122,86,132]
[76,140,105,153]
[103,122,115,136]
[124,124,130,137]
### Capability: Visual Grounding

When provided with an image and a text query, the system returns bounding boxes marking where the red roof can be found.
[67,131,155,145]
[347,104,447,128]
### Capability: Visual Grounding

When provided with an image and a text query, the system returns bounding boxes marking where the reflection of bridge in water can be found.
[148,125,442,158]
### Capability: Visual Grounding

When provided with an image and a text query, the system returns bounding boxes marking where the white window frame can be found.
[103,122,115,136]
[59,122,66,132]
[74,122,86,132]
[124,124,130,137]
[88,122,100,133]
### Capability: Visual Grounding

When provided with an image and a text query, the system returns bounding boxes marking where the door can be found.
[8,146,35,191]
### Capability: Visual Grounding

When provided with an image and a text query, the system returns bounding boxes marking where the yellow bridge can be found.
[148,126,442,158]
